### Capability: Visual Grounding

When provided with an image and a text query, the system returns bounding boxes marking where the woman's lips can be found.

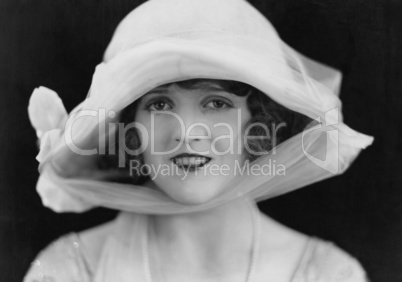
[170,153,212,171]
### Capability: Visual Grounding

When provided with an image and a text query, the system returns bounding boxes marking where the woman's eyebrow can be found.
[144,88,169,95]
[196,84,225,92]
[204,87,238,97]
[194,85,239,97]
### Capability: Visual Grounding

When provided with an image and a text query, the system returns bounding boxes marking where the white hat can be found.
[28,0,373,213]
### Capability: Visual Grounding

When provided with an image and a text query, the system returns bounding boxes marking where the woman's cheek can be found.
[150,124,172,154]
[211,120,245,156]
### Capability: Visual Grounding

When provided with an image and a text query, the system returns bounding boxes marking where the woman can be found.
[25,0,373,281]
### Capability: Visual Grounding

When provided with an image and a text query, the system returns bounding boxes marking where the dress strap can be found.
[68,233,95,279]
[289,236,317,281]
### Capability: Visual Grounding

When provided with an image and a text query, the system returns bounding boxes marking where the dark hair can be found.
[98,79,312,184]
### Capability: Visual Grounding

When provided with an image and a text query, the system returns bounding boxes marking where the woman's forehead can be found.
[145,79,229,96]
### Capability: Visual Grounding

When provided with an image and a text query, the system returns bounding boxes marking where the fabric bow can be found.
[28,86,91,212]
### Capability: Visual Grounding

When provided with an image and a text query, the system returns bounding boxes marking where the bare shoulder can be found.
[259,212,309,252]
[24,233,86,282]
[256,213,311,280]
[76,220,115,269]
[307,238,369,282]
[257,213,368,281]
[24,221,115,282]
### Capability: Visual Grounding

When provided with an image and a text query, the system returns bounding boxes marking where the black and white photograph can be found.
[1,0,401,281]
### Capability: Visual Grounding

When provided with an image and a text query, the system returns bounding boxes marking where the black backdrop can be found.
[1,1,401,281]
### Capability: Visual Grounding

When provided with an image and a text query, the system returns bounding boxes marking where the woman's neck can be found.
[148,197,257,279]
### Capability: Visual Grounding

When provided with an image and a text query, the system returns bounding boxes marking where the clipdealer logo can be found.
[61,107,340,174]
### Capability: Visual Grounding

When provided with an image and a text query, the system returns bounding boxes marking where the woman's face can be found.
[134,82,251,205]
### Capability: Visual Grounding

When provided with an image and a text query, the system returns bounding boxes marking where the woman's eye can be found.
[205,99,232,110]
[146,101,172,111]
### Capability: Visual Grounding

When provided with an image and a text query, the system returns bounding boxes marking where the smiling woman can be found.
[134,81,251,204]
[100,78,313,205]
[24,0,373,281]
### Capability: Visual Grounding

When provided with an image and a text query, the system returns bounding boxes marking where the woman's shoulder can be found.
[24,232,90,282]
[258,214,368,281]
[23,221,114,282]
[294,237,369,282]
[74,220,115,270]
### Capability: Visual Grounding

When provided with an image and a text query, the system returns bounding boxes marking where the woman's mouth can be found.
[170,153,212,171]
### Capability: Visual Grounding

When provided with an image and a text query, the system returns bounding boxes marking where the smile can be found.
[170,153,212,171]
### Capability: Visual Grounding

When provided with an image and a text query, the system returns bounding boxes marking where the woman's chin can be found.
[167,192,217,205]
[166,196,215,206]
[152,178,224,205]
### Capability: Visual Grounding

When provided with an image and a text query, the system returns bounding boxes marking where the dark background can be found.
[1,0,401,281]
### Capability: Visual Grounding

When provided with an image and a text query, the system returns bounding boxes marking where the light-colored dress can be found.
[24,233,368,282]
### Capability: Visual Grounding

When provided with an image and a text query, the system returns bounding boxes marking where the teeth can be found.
[172,157,210,167]
[194,158,204,165]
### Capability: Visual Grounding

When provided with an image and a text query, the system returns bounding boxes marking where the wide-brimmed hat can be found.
[28,0,373,214]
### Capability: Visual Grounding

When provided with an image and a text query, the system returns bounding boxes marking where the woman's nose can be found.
[172,109,210,145]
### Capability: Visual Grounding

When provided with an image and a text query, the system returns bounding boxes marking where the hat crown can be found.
[104,0,278,61]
